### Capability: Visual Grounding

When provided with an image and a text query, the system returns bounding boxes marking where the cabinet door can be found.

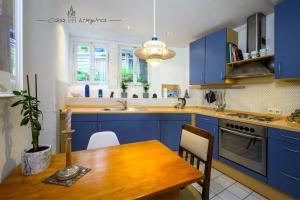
[205,28,227,84]
[275,0,300,79]
[71,122,98,151]
[160,120,190,151]
[190,37,206,84]
[100,121,127,144]
[126,120,160,143]
[196,115,219,159]
[268,137,300,198]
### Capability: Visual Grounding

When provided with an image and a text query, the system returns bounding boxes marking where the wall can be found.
[68,42,191,99]
[199,13,300,116]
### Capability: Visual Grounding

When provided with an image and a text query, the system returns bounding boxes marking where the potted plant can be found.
[121,81,128,98]
[11,75,51,176]
[142,81,150,98]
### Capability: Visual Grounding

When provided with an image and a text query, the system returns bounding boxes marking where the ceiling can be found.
[64,0,281,47]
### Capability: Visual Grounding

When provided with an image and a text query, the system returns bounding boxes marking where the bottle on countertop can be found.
[85,84,90,97]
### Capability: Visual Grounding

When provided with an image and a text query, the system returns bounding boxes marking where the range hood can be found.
[227,13,274,79]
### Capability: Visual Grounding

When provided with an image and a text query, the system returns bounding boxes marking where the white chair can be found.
[87,131,120,150]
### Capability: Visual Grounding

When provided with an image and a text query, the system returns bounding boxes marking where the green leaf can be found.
[33,120,41,131]
[11,100,22,107]
[13,91,21,96]
[23,110,30,116]
[20,117,30,126]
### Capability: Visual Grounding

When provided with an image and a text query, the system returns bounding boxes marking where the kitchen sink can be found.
[100,107,148,112]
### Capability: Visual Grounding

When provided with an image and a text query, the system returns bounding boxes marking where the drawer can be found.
[269,128,300,145]
[72,114,98,122]
[98,114,128,121]
[160,114,191,121]
[126,114,160,121]
[196,114,218,126]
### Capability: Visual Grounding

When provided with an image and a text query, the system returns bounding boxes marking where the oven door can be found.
[219,127,267,176]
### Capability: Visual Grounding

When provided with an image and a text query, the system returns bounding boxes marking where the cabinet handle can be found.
[281,135,300,142]
[220,71,224,80]
[281,171,300,182]
[281,147,300,155]
[278,62,281,75]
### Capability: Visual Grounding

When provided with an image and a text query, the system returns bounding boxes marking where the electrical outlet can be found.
[275,108,282,115]
[268,108,274,114]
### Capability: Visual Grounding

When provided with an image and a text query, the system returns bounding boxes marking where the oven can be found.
[219,119,267,176]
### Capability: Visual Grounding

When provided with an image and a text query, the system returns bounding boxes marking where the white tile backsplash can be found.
[198,77,300,116]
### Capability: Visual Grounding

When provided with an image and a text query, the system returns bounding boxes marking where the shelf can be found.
[227,55,274,66]
[0,93,15,98]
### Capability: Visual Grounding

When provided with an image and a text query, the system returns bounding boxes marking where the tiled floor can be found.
[191,163,269,200]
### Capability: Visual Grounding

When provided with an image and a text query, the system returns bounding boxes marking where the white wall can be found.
[68,42,191,99]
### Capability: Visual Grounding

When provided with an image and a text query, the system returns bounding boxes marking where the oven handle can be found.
[220,128,263,140]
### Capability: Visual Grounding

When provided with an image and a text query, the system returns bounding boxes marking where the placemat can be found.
[43,166,91,187]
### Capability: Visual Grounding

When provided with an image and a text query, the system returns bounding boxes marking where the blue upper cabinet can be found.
[275,0,300,79]
[190,37,206,84]
[205,28,227,84]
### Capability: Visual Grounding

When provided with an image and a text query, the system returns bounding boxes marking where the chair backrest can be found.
[179,124,214,200]
[87,131,120,150]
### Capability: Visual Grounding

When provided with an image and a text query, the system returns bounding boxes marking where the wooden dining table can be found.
[0,140,204,200]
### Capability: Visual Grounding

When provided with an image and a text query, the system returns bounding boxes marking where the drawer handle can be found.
[281,135,300,142]
[202,118,210,121]
[281,172,300,182]
[281,147,300,155]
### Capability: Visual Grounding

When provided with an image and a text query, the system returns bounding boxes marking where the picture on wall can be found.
[162,84,181,98]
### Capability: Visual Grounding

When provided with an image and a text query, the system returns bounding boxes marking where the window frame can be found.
[119,45,149,86]
[72,39,109,85]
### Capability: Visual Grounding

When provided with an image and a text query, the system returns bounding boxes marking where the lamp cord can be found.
[153,0,156,38]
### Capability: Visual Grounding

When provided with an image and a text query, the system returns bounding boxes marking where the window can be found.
[120,46,148,84]
[74,42,108,84]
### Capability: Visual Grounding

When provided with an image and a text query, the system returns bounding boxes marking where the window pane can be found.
[121,49,133,82]
[76,44,90,82]
[137,59,148,83]
[92,46,107,83]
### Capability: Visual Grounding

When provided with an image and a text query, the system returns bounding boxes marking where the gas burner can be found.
[226,113,275,122]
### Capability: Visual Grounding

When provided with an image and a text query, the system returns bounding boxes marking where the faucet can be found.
[117,100,127,110]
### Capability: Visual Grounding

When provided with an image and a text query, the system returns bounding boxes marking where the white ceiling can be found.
[64,0,280,47]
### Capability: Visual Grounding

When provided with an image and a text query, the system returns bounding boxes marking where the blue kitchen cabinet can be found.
[190,37,206,84]
[71,114,98,151]
[275,0,300,79]
[268,128,300,198]
[205,28,227,84]
[100,121,127,144]
[126,114,160,143]
[196,114,219,159]
[160,114,191,151]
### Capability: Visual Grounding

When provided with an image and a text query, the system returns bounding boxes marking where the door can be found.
[190,37,205,84]
[275,0,300,79]
[205,28,227,84]
[100,121,127,144]
[72,122,98,151]
[219,127,266,175]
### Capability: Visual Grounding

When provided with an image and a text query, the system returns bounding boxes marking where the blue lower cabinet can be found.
[72,122,98,151]
[268,128,300,198]
[126,120,160,143]
[160,114,191,151]
[196,115,219,159]
[100,121,127,144]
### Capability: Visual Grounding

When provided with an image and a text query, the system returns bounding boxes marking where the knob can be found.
[245,127,249,131]
[239,126,244,130]
[235,125,239,129]
[230,124,234,128]
[226,123,230,127]
[250,128,255,132]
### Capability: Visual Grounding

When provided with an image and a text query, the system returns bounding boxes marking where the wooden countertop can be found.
[0,141,203,200]
[61,106,300,133]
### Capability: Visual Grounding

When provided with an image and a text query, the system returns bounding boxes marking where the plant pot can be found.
[143,93,149,98]
[21,145,52,176]
[121,92,127,98]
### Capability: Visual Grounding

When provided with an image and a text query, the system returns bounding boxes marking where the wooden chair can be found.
[179,124,214,200]
[87,131,120,150]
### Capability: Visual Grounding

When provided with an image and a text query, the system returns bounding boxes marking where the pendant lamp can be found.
[134,0,175,66]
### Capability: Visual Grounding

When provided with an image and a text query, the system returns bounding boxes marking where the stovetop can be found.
[226,113,276,123]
